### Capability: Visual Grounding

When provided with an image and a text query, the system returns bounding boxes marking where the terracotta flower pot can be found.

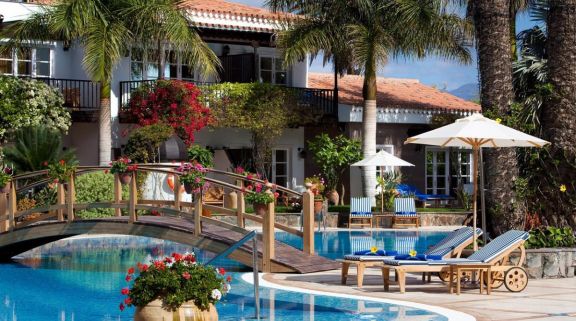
[253,203,268,216]
[120,173,132,185]
[134,299,218,321]
[0,182,11,194]
[314,200,324,214]
[326,190,339,205]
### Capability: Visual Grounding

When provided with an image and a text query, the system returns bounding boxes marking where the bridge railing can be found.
[0,164,315,272]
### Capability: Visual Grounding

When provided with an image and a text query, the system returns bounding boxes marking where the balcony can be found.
[26,77,101,122]
[118,80,336,123]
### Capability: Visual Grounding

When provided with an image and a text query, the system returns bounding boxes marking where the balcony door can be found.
[218,53,255,83]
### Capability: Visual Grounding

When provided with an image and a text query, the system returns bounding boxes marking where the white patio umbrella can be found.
[405,113,549,249]
[352,150,414,213]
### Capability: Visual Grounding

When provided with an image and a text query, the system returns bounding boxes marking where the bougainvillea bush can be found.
[127,80,211,145]
[120,252,231,311]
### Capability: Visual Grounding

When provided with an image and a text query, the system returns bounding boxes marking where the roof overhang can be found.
[339,105,476,124]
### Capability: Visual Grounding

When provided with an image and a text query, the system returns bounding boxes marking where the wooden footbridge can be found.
[0,165,340,273]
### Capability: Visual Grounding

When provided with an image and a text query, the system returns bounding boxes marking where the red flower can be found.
[172,253,182,261]
[124,297,132,305]
[59,159,65,166]
[125,275,132,282]
[127,267,135,275]
[273,192,279,199]
[226,275,232,282]
[182,272,191,280]
[119,303,125,311]
[104,169,109,174]
[42,161,48,167]
[218,267,226,275]
[139,264,149,272]
[121,288,130,295]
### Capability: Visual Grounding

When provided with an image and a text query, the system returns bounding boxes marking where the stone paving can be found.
[265,268,576,321]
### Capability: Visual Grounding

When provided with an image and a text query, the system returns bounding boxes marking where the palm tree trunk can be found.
[98,81,112,165]
[158,39,165,79]
[509,7,517,60]
[474,0,526,234]
[361,57,377,202]
[540,0,576,228]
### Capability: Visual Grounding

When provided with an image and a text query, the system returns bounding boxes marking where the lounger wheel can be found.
[504,267,528,292]
[483,271,504,289]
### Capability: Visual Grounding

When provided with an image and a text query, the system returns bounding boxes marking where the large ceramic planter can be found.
[314,200,324,214]
[134,299,218,321]
[253,203,268,216]
[120,173,132,185]
[326,190,339,205]
[0,182,10,194]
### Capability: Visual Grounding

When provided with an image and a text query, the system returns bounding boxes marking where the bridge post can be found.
[236,190,245,228]
[194,192,202,235]
[57,183,65,221]
[174,175,181,211]
[262,196,275,273]
[113,174,122,216]
[129,171,138,223]
[302,188,315,255]
[7,183,16,231]
[66,174,75,222]
[0,193,6,232]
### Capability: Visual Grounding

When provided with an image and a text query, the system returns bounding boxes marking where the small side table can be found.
[449,263,492,295]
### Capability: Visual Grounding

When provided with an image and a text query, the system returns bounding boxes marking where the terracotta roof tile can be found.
[182,0,290,21]
[308,73,480,112]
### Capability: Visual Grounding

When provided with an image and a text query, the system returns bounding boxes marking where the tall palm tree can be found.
[1,0,218,165]
[540,0,576,227]
[473,0,527,233]
[268,0,471,200]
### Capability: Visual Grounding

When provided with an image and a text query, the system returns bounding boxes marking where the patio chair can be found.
[392,198,419,228]
[381,230,530,293]
[397,184,454,207]
[348,197,372,228]
[339,227,483,287]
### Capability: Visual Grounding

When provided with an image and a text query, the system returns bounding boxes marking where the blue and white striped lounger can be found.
[349,197,373,228]
[393,198,419,228]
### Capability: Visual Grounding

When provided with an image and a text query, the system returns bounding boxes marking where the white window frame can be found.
[0,47,52,77]
[272,148,290,188]
[259,56,287,85]
[425,147,450,195]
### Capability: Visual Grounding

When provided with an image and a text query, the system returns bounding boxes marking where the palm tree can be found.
[1,0,218,165]
[540,0,576,227]
[268,0,471,200]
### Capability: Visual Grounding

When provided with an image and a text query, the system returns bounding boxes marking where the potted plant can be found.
[46,159,78,186]
[120,252,231,321]
[244,182,278,216]
[177,162,209,194]
[305,175,325,214]
[0,164,14,194]
[110,157,138,185]
[375,171,402,212]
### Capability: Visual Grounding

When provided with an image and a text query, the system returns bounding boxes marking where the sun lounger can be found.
[381,230,530,293]
[339,227,483,287]
[392,198,419,228]
[348,197,372,228]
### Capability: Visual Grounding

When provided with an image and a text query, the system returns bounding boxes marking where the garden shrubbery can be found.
[75,171,129,219]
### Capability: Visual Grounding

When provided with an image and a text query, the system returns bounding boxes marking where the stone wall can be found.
[510,248,576,279]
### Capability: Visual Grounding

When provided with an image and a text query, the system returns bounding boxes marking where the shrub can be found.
[526,226,575,249]
[75,171,129,219]
[123,124,174,163]
[0,76,70,142]
[187,145,213,167]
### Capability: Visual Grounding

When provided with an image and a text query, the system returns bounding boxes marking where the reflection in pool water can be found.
[0,234,450,321]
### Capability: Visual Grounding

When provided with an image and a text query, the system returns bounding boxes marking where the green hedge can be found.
[75,171,129,219]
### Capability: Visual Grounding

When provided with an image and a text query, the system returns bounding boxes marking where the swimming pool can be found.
[0,234,470,321]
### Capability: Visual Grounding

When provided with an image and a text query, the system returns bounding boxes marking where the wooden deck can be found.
[0,215,340,273]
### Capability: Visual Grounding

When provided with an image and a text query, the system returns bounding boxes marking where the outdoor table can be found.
[449,263,492,295]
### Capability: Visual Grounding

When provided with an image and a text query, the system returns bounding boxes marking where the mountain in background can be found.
[448,83,480,101]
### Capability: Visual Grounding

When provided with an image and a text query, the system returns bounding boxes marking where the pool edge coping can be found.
[241,273,476,321]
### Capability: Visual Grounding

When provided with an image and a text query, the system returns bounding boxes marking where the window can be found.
[260,57,287,85]
[426,147,473,196]
[0,47,51,77]
[272,149,289,187]
[131,47,195,81]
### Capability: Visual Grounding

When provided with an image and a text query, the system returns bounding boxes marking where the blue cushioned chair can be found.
[393,198,419,228]
[349,197,372,228]
[397,184,454,207]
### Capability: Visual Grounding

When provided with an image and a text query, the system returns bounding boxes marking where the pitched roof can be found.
[183,0,289,21]
[308,73,480,112]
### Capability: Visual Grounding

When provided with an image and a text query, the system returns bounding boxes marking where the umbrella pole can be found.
[472,146,479,251]
[380,167,384,214]
[479,149,487,244]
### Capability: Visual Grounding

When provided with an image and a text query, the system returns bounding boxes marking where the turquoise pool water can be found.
[0,233,452,321]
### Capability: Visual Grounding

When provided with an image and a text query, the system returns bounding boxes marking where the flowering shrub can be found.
[120,252,231,311]
[0,164,13,187]
[109,157,138,175]
[127,80,212,145]
[244,182,278,205]
[177,162,209,194]
[45,159,77,183]
[305,175,325,200]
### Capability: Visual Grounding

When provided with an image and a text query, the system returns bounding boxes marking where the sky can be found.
[229,0,538,91]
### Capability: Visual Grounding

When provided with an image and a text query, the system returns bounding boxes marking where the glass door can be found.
[425,148,449,195]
